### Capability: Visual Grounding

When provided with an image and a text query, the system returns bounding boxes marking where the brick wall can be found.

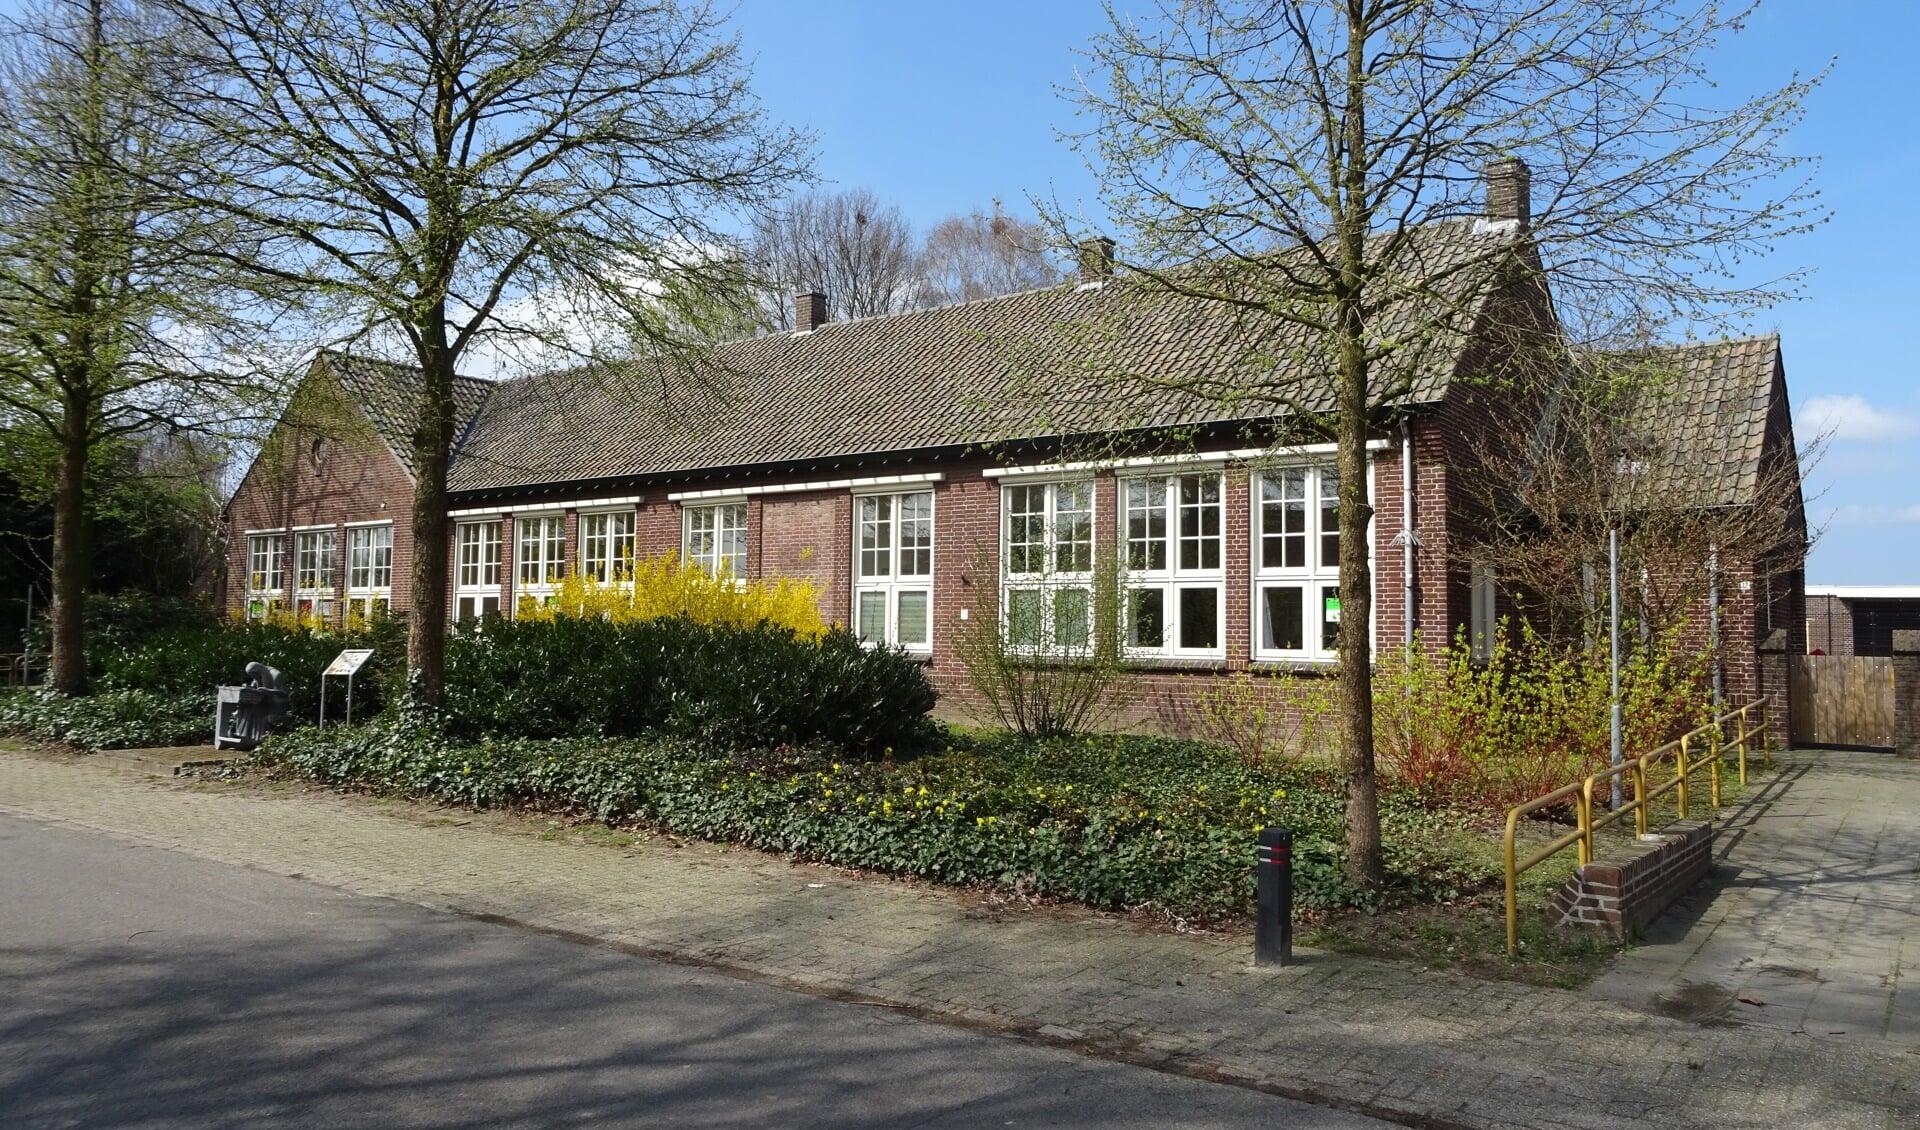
[1550,819,1714,939]
[223,372,417,621]
[1895,630,1920,758]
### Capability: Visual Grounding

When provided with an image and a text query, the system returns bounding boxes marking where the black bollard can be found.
[1255,826,1293,967]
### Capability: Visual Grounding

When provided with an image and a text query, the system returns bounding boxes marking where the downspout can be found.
[1708,544,1723,710]
[1399,418,1418,647]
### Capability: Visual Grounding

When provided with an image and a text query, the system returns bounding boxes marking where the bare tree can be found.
[1464,345,1816,647]
[748,188,920,330]
[919,207,1061,306]
[1061,0,1823,887]
[159,0,810,705]
[0,0,270,694]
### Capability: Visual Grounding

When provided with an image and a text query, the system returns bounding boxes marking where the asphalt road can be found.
[0,812,1384,1129]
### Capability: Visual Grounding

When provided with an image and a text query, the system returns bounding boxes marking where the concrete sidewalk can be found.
[1589,748,1918,1042]
[1,748,1913,1129]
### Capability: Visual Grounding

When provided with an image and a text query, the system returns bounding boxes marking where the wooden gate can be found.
[1789,655,1895,747]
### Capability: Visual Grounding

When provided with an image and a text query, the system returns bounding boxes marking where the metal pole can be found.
[1255,827,1293,966]
[1610,528,1623,811]
[319,672,328,729]
[1708,544,1723,712]
[346,671,354,726]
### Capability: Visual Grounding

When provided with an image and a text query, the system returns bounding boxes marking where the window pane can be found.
[1178,586,1218,649]
[1263,586,1305,651]
[1321,584,1342,651]
[1128,588,1164,648]
[1126,479,1166,572]
[896,590,929,645]
[1320,469,1341,568]
[1053,587,1090,649]
[859,496,890,578]
[1178,474,1220,571]
[858,591,887,642]
[1055,483,1092,573]
[1007,589,1044,646]
[1261,473,1307,569]
[898,492,932,577]
[1007,486,1044,575]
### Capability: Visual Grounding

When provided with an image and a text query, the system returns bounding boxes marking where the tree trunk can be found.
[48,419,90,695]
[1335,3,1384,889]
[406,327,456,708]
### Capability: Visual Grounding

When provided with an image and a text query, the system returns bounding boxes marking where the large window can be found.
[1253,466,1347,661]
[1122,472,1224,655]
[516,514,565,605]
[854,491,933,651]
[293,528,337,623]
[246,532,285,620]
[455,520,502,620]
[1002,480,1094,649]
[684,502,747,578]
[345,524,393,622]
[580,510,636,583]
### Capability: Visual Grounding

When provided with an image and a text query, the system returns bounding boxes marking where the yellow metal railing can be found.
[1503,699,1771,958]
[0,653,35,688]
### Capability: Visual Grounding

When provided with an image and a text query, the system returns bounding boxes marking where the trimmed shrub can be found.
[259,721,1482,921]
[444,615,938,754]
[93,617,406,725]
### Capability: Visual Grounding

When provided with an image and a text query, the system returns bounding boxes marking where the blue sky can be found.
[734,1,1917,585]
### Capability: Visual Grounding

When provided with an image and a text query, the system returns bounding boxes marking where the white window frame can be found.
[1000,479,1096,652]
[515,513,566,609]
[344,523,393,622]
[1252,464,1369,663]
[579,509,637,584]
[853,489,934,652]
[455,519,502,621]
[293,528,336,623]
[683,501,747,579]
[245,532,286,620]
[1120,471,1225,658]
[1470,561,1497,660]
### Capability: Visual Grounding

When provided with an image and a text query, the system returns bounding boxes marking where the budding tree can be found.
[160,0,810,704]
[1062,0,1823,886]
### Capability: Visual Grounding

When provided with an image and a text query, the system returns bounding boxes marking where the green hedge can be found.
[443,616,938,754]
[0,688,213,750]
[259,719,1483,920]
[93,618,406,725]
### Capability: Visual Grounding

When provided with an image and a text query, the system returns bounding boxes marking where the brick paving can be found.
[1,747,1914,1129]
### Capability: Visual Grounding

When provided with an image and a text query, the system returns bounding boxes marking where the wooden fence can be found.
[1789,655,1895,748]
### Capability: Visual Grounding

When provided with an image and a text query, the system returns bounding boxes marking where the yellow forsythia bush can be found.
[514,553,827,639]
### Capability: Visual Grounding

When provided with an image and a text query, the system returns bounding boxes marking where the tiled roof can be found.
[322,351,496,480]
[446,219,1529,493]
[1608,334,1784,509]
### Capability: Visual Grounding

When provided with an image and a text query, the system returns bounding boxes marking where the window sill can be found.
[1247,660,1343,677]
[1120,656,1231,673]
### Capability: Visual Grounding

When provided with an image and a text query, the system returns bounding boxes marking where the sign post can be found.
[319,649,375,728]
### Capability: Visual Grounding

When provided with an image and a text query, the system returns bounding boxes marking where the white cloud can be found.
[1825,503,1920,526]
[1798,394,1920,443]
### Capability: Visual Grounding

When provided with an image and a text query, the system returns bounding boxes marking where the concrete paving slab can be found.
[1589,748,1918,1048]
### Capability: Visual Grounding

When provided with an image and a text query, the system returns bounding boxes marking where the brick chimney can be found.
[1484,158,1531,228]
[794,290,827,333]
[1077,236,1116,285]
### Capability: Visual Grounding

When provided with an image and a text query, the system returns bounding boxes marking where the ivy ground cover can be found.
[260,718,1498,923]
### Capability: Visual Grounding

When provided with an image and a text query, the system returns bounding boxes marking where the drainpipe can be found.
[1708,544,1723,710]
[1398,419,1419,648]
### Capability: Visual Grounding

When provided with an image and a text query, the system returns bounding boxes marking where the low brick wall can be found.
[1550,820,1714,939]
